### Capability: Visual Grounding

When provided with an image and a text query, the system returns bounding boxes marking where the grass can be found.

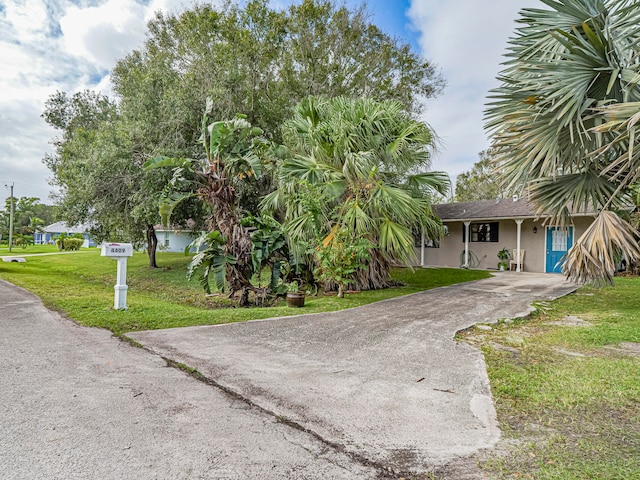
[458,278,640,480]
[0,249,490,335]
[0,244,61,255]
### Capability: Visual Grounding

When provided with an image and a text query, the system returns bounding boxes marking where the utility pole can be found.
[7,183,14,253]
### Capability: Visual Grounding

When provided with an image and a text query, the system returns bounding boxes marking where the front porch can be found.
[414,198,595,274]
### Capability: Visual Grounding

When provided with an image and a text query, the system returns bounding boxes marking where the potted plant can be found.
[497,247,510,271]
[285,281,305,307]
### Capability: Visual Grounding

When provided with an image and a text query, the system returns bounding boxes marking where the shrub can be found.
[61,238,83,251]
[313,227,373,298]
[56,232,85,251]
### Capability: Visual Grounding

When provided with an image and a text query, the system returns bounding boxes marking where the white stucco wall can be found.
[414,217,594,273]
[157,230,199,253]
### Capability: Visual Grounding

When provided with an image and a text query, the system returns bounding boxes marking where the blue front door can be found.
[546,226,573,273]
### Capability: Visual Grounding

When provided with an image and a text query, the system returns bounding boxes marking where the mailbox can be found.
[101,242,134,310]
[101,243,133,257]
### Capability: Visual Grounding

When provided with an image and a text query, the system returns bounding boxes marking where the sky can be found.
[0,0,540,205]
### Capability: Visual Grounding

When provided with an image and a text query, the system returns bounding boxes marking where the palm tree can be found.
[485,0,640,284]
[262,96,449,290]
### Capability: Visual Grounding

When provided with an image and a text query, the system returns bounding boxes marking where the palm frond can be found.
[378,218,415,262]
[563,210,640,285]
[528,169,623,223]
[405,171,450,197]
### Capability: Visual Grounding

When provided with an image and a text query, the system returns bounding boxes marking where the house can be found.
[154,224,201,253]
[35,222,96,248]
[416,197,596,273]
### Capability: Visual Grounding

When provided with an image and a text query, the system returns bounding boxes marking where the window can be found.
[463,222,499,243]
[414,233,422,248]
[551,229,568,251]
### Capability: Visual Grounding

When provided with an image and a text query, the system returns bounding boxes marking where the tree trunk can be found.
[146,224,158,268]
[353,249,394,290]
[202,174,254,306]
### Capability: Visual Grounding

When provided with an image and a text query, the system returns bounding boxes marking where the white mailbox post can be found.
[101,242,133,310]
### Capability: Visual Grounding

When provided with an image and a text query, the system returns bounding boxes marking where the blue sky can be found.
[0,0,539,205]
[352,0,420,50]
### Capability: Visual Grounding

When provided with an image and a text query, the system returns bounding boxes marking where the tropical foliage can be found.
[145,100,271,305]
[313,227,373,298]
[486,0,640,284]
[0,197,57,242]
[263,96,449,290]
[44,0,443,272]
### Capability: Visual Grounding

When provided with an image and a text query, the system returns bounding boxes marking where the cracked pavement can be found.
[129,272,578,475]
[0,272,577,478]
[0,279,380,479]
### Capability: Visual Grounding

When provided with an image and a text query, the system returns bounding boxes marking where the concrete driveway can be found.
[129,271,578,475]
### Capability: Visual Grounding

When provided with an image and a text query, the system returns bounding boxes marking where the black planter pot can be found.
[286,292,305,307]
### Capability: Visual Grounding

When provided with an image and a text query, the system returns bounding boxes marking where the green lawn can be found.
[0,250,490,335]
[459,278,640,479]
[0,244,61,255]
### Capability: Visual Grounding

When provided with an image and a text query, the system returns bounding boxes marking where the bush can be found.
[313,227,373,298]
[56,232,85,251]
[59,238,83,251]
[13,235,34,248]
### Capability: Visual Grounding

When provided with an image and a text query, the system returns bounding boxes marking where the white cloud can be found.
[0,0,192,203]
[2,1,51,39]
[408,0,540,183]
[59,0,147,68]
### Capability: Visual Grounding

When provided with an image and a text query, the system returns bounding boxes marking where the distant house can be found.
[415,197,596,273]
[35,222,96,248]
[154,224,201,253]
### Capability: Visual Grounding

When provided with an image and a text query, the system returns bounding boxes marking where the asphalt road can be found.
[0,279,380,479]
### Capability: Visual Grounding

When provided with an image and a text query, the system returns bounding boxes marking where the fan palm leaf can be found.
[486,0,640,283]
[563,210,640,285]
[273,96,448,289]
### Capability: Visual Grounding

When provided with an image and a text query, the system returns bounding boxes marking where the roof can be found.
[153,220,199,232]
[434,197,596,222]
[42,222,91,234]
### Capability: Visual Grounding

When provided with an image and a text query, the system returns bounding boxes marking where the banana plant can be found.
[145,99,268,304]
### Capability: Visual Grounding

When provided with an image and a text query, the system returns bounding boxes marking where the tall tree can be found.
[110,0,443,149]
[44,0,444,270]
[485,0,640,284]
[455,149,508,202]
[1,197,58,239]
[280,0,442,116]
[42,91,199,267]
[263,96,449,290]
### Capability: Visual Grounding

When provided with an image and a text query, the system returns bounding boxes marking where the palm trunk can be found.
[146,224,158,268]
[353,249,393,290]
